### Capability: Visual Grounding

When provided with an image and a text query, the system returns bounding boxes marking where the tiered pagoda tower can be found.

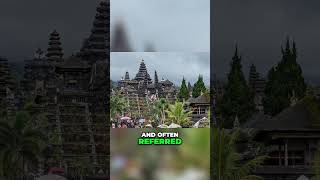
[0,58,12,101]
[0,57,16,117]
[248,64,266,111]
[124,71,130,80]
[81,0,109,63]
[111,21,132,52]
[46,30,64,62]
[134,60,152,83]
[154,71,159,85]
[248,64,265,94]
[249,64,259,91]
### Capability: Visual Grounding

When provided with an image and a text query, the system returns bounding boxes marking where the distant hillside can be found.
[111,80,118,89]
[9,61,25,81]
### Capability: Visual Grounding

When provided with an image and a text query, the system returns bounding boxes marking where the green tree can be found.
[70,157,92,180]
[220,46,254,128]
[212,127,266,180]
[178,77,190,101]
[192,75,207,98]
[152,98,168,125]
[264,38,306,115]
[312,150,320,180]
[110,91,128,119]
[23,101,49,134]
[166,101,192,127]
[48,128,63,168]
[0,111,45,179]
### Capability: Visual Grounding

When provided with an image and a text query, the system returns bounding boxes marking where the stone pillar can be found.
[285,140,288,166]
[307,140,311,166]
[279,144,282,166]
[304,143,307,165]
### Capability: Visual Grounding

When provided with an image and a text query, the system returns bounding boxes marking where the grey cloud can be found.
[0,0,100,61]
[111,52,210,86]
[111,0,210,52]
[213,0,320,84]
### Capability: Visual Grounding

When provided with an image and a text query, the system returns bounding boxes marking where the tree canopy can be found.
[264,38,306,115]
[192,75,207,98]
[178,77,189,101]
[219,46,254,128]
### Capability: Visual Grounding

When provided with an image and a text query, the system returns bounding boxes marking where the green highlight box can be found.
[138,137,183,145]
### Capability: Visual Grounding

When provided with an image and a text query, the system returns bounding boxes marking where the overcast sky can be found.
[111,0,210,52]
[111,52,210,86]
[0,0,101,61]
[213,0,320,85]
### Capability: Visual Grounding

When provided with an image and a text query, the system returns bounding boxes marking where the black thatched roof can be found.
[242,112,271,129]
[187,94,210,104]
[245,96,320,131]
[160,79,173,85]
[56,56,89,69]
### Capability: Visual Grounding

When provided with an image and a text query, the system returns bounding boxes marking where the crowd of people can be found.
[111,115,153,128]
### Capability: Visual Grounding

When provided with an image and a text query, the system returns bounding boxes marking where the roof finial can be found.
[235,42,238,56]
[233,114,240,128]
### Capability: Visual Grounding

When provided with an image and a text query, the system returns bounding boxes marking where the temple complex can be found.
[115,59,176,118]
[21,0,109,176]
[117,59,176,100]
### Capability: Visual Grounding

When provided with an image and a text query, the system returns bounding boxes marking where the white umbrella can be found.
[168,123,182,128]
[177,168,208,180]
[193,117,209,128]
[157,124,169,128]
[121,116,131,121]
[138,118,145,123]
[193,121,200,128]
[297,175,309,180]
[201,117,208,121]
[38,175,68,180]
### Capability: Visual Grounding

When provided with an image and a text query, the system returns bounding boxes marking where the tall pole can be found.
[285,139,288,167]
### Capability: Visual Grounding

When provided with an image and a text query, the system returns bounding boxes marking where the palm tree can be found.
[166,101,192,127]
[153,98,168,125]
[22,101,49,134]
[0,111,45,179]
[70,157,92,180]
[110,91,128,120]
[212,127,266,180]
[48,129,63,168]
